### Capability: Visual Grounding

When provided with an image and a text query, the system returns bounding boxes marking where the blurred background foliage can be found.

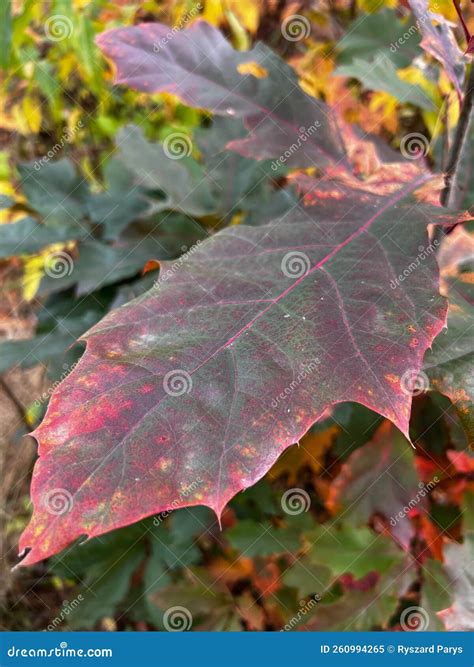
[0,0,473,632]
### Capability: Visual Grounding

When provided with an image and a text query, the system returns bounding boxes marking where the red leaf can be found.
[18,168,458,566]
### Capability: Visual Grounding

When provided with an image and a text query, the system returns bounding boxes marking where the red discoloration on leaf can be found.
[17,169,456,566]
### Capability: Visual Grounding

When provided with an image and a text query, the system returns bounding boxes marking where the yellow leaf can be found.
[23,96,42,134]
[58,52,77,81]
[368,91,399,134]
[228,0,259,33]
[267,425,338,484]
[360,0,397,10]
[202,0,223,25]
[226,9,250,51]
[22,254,46,302]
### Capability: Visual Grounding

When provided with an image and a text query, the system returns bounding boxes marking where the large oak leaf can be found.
[18,172,459,565]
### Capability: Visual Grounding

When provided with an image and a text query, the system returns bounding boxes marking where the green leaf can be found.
[329,425,423,549]
[283,556,332,599]
[421,559,452,631]
[226,516,311,557]
[87,159,149,240]
[116,125,216,217]
[335,55,435,110]
[0,0,12,69]
[329,403,383,459]
[337,9,421,68]
[424,282,474,447]
[18,159,90,222]
[0,216,87,258]
[306,560,413,630]
[304,524,405,578]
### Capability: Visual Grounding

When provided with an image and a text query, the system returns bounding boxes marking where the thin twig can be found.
[441,61,474,208]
